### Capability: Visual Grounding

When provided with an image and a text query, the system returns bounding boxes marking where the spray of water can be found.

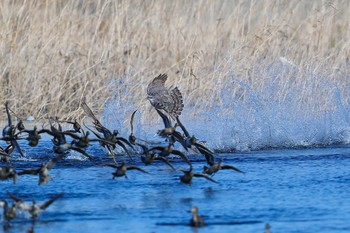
[103,58,350,152]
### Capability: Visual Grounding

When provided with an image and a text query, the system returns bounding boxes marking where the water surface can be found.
[1,141,350,233]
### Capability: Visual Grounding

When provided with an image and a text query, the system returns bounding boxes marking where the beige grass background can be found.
[0,0,349,122]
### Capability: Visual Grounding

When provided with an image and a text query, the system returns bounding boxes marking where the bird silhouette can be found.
[99,161,149,179]
[18,154,64,185]
[179,167,218,185]
[189,206,205,227]
[7,192,64,219]
[202,158,244,176]
[0,166,18,183]
[147,74,184,119]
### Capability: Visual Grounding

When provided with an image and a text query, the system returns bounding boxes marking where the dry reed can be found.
[0,0,349,123]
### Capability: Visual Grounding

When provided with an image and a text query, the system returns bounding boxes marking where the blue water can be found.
[2,140,350,233]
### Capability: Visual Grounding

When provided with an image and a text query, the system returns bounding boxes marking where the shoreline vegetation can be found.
[0,0,349,124]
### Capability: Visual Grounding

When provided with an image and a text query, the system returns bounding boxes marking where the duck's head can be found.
[190,206,199,215]
[113,130,119,136]
[202,166,209,174]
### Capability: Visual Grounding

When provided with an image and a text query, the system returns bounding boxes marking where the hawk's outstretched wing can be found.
[147,74,184,119]
[147,73,168,96]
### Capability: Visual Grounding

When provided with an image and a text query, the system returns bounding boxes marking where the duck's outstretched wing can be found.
[127,166,149,174]
[193,173,219,183]
[171,149,192,167]
[221,165,244,173]
[18,169,40,176]
[175,116,190,138]
[155,156,176,171]
[40,193,64,210]
[130,110,137,134]
[155,108,172,128]
[47,154,65,170]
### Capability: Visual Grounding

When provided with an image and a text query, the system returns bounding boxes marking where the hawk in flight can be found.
[147,74,184,119]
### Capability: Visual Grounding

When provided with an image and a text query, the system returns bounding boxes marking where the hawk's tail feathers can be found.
[170,87,184,118]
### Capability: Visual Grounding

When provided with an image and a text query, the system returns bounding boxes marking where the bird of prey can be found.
[147,74,184,119]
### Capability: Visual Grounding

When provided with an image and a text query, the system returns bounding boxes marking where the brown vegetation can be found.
[0,0,349,122]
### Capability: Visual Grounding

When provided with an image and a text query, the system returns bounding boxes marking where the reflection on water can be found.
[1,141,350,233]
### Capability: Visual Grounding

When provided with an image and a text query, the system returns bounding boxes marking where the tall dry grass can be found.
[0,0,349,122]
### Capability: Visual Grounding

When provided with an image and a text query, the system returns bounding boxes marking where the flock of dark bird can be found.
[0,74,244,228]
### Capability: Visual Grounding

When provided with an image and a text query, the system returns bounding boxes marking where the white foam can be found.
[66,151,90,161]
[102,59,350,152]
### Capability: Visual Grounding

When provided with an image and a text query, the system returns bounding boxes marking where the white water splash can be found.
[66,151,90,161]
[103,59,350,152]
